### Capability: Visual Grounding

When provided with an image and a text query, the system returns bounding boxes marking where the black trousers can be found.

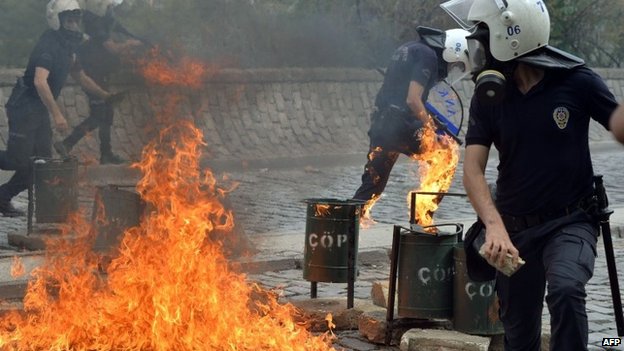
[353,107,422,201]
[64,99,114,156]
[0,99,51,202]
[497,210,597,351]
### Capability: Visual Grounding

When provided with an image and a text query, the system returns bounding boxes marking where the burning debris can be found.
[0,54,336,351]
[409,118,460,228]
[361,193,380,228]
[359,117,459,230]
[314,204,332,217]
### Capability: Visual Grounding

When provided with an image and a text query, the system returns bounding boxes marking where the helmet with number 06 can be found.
[443,28,472,84]
[441,0,550,62]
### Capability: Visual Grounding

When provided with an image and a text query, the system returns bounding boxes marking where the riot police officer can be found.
[55,0,142,164]
[610,104,624,144]
[0,0,112,217]
[352,26,471,203]
[442,0,619,349]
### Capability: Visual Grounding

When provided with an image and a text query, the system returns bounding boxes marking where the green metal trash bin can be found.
[302,198,365,283]
[92,185,146,252]
[31,157,78,224]
[453,245,504,335]
[397,224,461,319]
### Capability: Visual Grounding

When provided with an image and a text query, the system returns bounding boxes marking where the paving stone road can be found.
[228,143,624,236]
[226,143,624,350]
[0,143,624,350]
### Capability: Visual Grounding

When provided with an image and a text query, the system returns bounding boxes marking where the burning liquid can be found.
[360,193,380,228]
[361,120,459,228]
[0,54,334,351]
[409,119,460,227]
[0,121,335,351]
[314,204,331,217]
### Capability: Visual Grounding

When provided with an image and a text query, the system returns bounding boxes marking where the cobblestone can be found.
[242,231,624,350]
[0,146,623,349]
[227,146,624,235]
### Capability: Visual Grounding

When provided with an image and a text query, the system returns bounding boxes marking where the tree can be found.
[0,0,47,68]
[0,0,622,68]
[548,0,623,67]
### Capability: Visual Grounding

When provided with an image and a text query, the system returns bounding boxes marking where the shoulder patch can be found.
[391,46,409,62]
[552,106,570,129]
[422,68,431,81]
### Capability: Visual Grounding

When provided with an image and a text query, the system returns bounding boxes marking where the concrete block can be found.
[358,310,403,346]
[370,280,393,308]
[400,328,491,351]
[358,309,452,346]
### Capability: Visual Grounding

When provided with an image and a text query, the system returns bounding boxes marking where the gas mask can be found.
[58,10,84,47]
[467,29,516,106]
[437,53,449,81]
[446,61,468,85]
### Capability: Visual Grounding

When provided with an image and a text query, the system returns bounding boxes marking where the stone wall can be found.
[0,67,621,163]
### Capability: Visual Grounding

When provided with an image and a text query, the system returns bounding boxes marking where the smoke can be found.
[115,0,413,68]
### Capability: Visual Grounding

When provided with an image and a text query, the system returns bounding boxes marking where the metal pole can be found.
[347,205,356,309]
[414,191,468,197]
[27,159,35,234]
[594,175,624,336]
[410,192,416,225]
[310,282,317,299]
[385,225,401,345]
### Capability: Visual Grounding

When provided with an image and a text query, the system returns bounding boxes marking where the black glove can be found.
[106,91,127,105]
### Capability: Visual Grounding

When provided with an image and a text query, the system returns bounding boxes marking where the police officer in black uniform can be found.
[442,0,619,349]
[352,26,470,203]
[0,0,112,217]
[55,0,141,164]
[610,104,624,144]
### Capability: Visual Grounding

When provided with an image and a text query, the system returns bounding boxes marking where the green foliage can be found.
[548,0,624,67]
[113,0,459,68]
[0,0,47,67]
[0,0,622,68]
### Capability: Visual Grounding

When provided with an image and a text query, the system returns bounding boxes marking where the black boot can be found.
[0,200,25,217]
[100,152,127,165]
[58,122,91,158]
[53,140,71,158]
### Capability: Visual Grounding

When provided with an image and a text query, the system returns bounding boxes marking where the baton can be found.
[594,175,624,336]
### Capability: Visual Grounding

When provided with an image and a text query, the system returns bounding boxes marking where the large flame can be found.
[0,53,334,351]
[137,47,219,89]
[409,119,460,227]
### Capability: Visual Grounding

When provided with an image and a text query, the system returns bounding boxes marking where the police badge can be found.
[553,106,570,129]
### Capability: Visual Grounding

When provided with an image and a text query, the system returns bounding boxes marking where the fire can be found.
[360,193,380,228]
[44,176,63,186]
[325,314,336,335]
[0,52,335,351]
[359,146,383,227]
[137,47,219,89]
[408,118,460,227]
[10,257,24,278]
[314,204,331,217]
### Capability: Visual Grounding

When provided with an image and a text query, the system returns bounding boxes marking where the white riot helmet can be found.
[441,0,550,62]
[442,28,472,84]
[79,0,122,17]
[46,0,81,30]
